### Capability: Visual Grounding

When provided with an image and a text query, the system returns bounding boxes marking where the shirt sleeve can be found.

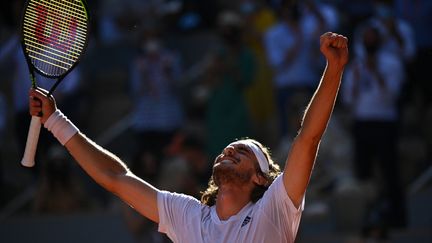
[157,190,203,241]
[256,174,304,239]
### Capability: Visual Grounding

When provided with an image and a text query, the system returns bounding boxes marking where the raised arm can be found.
[282,32,349,207]
[29,89,160,223]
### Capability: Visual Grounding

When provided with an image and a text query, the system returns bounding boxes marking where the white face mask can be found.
[142,39,160,53]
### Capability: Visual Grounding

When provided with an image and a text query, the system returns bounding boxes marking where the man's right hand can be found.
[29,88,57,124]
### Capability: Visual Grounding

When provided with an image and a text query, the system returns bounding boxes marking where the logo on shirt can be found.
[241,216,251,227]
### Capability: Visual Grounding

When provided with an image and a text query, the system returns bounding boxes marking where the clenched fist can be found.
[320,32,349,69]
[29,88,57,124]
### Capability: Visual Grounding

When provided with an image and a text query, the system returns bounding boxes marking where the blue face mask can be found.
[240,2,257,14]
[375,4,394,19]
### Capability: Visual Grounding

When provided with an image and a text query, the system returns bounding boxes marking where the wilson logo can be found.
[34,4,78,52]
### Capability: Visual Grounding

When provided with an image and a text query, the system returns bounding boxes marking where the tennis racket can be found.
[20,0,90,167]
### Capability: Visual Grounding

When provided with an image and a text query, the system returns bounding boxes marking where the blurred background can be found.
[0,0,431,242]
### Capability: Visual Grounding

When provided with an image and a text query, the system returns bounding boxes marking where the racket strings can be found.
[22,0,88,77]
[28,1,88,40]
[39,0,87,21]
[24,7,87,45]
[23,23,83,58]
[22,34,80,61]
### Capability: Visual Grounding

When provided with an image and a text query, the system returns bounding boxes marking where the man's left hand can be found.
[320,32,349,69]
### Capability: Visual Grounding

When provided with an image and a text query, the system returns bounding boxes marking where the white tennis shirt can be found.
[157,174,304,243]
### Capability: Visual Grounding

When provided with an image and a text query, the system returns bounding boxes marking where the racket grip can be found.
[21,116,42,167]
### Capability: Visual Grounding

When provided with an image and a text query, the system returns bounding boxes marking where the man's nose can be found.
[223,145,235,156]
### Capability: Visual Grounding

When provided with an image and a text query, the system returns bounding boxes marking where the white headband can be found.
[230,140,269,174]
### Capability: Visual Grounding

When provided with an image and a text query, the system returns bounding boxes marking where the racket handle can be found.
[21,116,42,167]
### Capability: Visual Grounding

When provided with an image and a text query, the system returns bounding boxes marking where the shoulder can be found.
[258,174,286,204]
[157,191,209,240]
[158,190,206,212]
[259,174,304,210]
[158,190,201,203]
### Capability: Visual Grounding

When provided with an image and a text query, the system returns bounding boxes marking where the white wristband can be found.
[44,109,79,145]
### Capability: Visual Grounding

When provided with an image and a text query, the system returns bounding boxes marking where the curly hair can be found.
[200,139,281,206]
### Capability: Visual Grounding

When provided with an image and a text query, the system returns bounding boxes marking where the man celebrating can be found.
[28,32,348,242]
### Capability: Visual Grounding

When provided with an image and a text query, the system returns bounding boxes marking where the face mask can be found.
[221,28,241,45]
[364,42,380,54]
[240,2,256,14]
[142,39,160,53]
[362,27,381,55]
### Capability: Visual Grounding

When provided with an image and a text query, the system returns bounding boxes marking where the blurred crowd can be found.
[1,0,431,242]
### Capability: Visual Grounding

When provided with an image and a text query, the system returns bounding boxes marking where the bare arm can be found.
[282,32,349,207]
[29,89,160,223]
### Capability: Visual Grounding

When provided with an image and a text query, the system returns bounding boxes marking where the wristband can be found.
[44,109,79,145]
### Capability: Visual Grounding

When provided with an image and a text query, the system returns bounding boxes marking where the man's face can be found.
[363,27,381,55]
[212,142,258,186]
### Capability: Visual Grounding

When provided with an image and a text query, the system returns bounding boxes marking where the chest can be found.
[185,211,281,243]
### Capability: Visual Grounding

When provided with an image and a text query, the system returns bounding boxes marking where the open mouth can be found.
[216,156,238,165]
[220,159,234,164]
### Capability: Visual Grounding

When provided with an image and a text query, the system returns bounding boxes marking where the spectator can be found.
[394,0,432,167]
[128,29,184,183]
[239,0,278,146]
[355,0,416,63]
[264,1,325,144]
[201,10,256,159]
[342,23,407,239]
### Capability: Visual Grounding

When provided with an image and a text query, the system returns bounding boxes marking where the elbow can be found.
[98,168,130,194]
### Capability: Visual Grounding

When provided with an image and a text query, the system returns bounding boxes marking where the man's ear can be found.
[252,172,268,186]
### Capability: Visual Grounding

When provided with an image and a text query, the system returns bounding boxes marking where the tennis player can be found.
[28,32,348,243]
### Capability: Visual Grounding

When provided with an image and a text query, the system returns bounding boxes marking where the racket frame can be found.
[19,0,90,167]
[20,0,90,93]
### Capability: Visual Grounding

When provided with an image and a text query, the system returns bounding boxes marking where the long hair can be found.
[200,139,281,206]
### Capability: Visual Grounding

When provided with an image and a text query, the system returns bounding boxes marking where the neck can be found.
[215,184,252,220]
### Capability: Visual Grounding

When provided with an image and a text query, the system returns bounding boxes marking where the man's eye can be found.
[237,148,248,155]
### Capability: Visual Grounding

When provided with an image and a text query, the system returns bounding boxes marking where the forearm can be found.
[64,132,160,222]
[299,62,344,141]
[64,132,130,191]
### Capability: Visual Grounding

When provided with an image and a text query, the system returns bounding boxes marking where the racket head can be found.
[20,0,90,81]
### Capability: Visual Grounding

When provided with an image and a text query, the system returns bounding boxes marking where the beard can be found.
[212,164,254,187]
